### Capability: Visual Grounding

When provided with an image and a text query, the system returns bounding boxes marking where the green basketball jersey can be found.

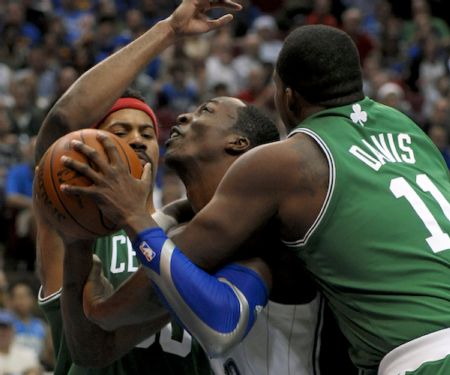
[284,97,450,373]
[40,229,212,375]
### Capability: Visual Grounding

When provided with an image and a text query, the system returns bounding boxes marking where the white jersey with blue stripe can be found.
[210,294,324,375]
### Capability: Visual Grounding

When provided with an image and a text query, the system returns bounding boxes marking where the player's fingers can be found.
[209,0,242,11]
[70,140,109,171]
[61,155,100,182]
[206,14,234,29]
[141,162,153,184]
[59,182,95,197]
[97,133,123,166]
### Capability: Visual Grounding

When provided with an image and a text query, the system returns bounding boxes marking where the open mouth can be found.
[169,126,182,140]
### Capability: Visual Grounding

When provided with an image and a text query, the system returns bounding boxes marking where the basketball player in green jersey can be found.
[34,0,242,373]
[36,89,213,374]
[65,25,450,375]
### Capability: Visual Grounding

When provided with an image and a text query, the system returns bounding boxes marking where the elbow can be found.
[36,109,71,162]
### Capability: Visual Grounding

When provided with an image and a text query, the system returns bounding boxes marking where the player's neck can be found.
[178,160,231,212]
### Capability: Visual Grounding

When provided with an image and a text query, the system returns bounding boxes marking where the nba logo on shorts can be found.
[139,241,156,262]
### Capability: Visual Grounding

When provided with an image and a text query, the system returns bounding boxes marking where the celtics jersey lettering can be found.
[284,97,450,373]
[93,230,211,374]
[40,230,212,375]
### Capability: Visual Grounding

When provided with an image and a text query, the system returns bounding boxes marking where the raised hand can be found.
[168,0,242,37]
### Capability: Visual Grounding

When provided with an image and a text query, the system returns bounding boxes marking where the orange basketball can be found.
[34,129,143,239]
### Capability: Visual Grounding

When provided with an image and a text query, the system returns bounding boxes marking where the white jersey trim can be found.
[282,128,336,248]
[378,328,450,375]
[38,285,62,305]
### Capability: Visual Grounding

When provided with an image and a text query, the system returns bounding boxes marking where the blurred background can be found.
[1,0,450,372]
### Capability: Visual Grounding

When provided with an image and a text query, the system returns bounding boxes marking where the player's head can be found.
[165,96,279,169]
[274,25,364,130]
[96,88,159,180]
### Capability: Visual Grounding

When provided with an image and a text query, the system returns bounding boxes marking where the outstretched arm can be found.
[35,0,242,162]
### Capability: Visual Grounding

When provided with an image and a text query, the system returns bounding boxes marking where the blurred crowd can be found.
[0,0,450,372]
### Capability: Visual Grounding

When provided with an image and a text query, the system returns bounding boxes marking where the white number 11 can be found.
[390,174,450,253]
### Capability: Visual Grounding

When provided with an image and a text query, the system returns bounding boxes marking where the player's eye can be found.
[200,105,213,113]
[142,132,155,139]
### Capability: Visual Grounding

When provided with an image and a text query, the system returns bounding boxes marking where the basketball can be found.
[34,129,143,239]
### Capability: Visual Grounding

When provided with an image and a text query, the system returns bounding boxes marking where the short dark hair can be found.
[121,87,146,102]
[232,105,279,147]
[276,25,364,107]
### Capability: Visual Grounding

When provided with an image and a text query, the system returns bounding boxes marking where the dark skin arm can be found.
[34,0,244,365]
[61,238,170,367]
[62,132,327,279]
[82,200,196,331]
[35,0,242,162]
[34,185,171,366]
[82,260,165,331]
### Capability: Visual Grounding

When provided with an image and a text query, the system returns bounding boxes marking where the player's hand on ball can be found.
[60,132,154,230]
[168,0,242,37]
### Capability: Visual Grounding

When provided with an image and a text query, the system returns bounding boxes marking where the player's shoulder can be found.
[224,136,328,190]
[230,138,308,172]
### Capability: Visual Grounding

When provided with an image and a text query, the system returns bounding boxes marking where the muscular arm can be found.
[61,131,328,354]
[35,20,175,161]
[35,196,169,366]
[35,0,241,162]
[34,169,170,366]
[34,0,243,365]
[61,240,170,367]
[125,144,287,268]
[122,136,328,268]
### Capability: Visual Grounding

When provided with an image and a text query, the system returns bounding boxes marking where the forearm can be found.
[61,241,108,365]
[34,196,65,298]
[83,209,178,330]
[62,242,171,367]
[36,20,175,161]
[84,266,168,331]
[133,228,270,357]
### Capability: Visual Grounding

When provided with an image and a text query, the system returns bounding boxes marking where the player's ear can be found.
[286,87,298,114]
[226,135,251,155]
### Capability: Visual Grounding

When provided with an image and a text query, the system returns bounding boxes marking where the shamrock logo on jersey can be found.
[350,104,367,126]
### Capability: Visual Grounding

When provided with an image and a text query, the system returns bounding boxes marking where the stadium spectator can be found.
[0,308,42,374]
[8,280,47,357]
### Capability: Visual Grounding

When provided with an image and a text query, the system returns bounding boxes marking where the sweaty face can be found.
[165,97,246,166]
[98,108,159,179]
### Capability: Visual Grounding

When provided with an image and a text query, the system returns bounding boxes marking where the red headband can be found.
[95,97,158,138]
